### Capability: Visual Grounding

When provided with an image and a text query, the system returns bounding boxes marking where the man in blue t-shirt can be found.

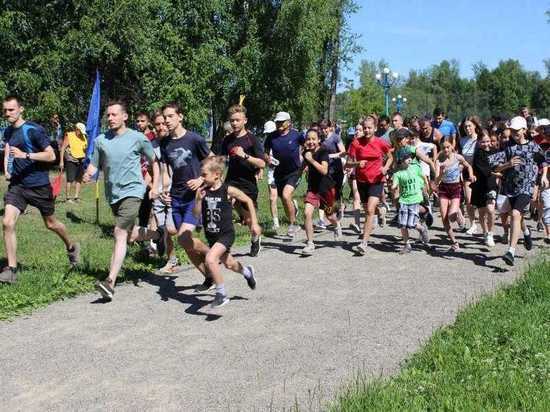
[0,95,80,284]
[264,111,305,237]
[432,108,457,147]
[160,102,213,290]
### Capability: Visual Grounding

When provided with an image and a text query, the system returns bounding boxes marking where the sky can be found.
[341,0,549,88]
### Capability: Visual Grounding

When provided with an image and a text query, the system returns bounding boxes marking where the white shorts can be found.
[153,199,175,229]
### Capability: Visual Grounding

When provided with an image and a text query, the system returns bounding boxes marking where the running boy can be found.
[193,156,258,308]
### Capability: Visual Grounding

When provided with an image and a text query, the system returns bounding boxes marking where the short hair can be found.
[306,128,320,138]
[152,110,164,121]
[227,104,247,116]
[379,115,390,124]
[3,95,22,106]
[135,111,150,120]
[433,107,444,117]
[319,119,332,128]
[201,156,226,174]
[162,101,182,115]
[391,112,403,120]
[107,99,128,113]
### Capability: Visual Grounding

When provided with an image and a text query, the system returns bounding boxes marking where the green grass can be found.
[0,173,306,320]
[333,255,550,411]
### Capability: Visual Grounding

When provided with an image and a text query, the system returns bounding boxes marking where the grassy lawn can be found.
[0,173,305,320]
[333,255,550,411]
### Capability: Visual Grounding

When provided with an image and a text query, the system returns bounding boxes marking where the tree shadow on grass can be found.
[66,211,113,238]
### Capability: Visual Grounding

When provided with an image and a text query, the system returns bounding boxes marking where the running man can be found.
[83,100,163,300]
[221,104,265,256]
[1,95,80,284]
[264,111,305,237]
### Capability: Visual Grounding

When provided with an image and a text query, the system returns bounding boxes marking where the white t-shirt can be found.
[415,141,435,176]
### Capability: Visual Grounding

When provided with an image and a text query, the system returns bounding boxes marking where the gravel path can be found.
[0,216,540,411]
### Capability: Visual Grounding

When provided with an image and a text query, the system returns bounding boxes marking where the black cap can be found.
[391,127,411,141]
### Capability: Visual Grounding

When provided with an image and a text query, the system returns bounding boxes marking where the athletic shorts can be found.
[171,196,199,230]
[206,232,235,250]
[399,203,420,229]
[4,184,55,217]
[110,196,141,230]
[65,160,84,183]
[228,184,258,211]
[305,188,337,213]
[267,168,276,188]
[152,198,174,229]
[438,182,462,200]
[274,170,300,197]
[138,188,153,227]
[542,188,550,225]
[497,194,531,214]
[356,181,384,203]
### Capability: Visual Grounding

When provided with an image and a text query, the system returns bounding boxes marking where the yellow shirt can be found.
[66,131,87,159]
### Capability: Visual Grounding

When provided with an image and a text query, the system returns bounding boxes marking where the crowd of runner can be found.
[1,94,549,309]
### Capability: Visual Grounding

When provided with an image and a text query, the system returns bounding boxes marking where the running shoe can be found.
[67,243,81,267]
[243,265,256,290]
[334,225,343,241]
[502,230,509,244]
[399,243,412,254]
[523,231,533,251]
[447,242,460,253]
[159,257,180,274]
[425,208,434,228]
[96,280,114,301]
[419,223,429,245]
[353,241,368,256]
[485,233,495,247]
[250,236,261,257]
[502,251,515,266]
[301,242,315,256]
[313,219,327,232]
[194,277,215,292]
[0,267,17,285]
[466,223,479,235]
[349,223,361,234]
[210,293,230,308]
[544,237,550,245]
[287,224,300,237]
[537,221,544,232]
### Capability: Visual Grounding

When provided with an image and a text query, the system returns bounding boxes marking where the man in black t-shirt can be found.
[221,104,265,256]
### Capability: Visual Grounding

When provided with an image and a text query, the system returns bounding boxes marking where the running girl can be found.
[193,156,258,308]
[301,129,342,256]
[435,141,476,251]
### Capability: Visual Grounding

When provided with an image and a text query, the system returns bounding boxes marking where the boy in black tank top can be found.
[193,156,258,308]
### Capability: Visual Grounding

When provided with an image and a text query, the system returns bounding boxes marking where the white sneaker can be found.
[287,224,300,237]
[485,233,495,247]
[301,242,315,256]
[466,223,479,235]
[353,241,368,256]
[349,223,361,234]
[334,225,343,241]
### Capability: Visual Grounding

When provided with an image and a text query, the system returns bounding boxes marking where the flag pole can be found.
[95,180,99,224]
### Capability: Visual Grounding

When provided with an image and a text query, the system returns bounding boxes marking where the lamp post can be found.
[375,67,398,116]
[392,95,407,113]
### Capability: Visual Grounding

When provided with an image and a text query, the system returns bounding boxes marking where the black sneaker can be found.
[425,211,434,228]
[243,265,256,290]
[210,293,230,308]
[194,277,215,293]
[156,227,166,257]
[95,280,114,301]
[67,243,80,267]
[502,252,515,266]
[523,231,533,251]
[250,236,261,257]
[0,266,17,285]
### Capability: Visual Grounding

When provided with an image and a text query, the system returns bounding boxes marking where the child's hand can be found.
[195,187,206,201]
[303,151,313,163]
[358,160,367,168]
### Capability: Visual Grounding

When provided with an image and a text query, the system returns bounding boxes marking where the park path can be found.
[0,215,541,411]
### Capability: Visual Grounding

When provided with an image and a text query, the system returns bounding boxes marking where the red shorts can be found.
[305,188,337,213]
[438,182,462,200]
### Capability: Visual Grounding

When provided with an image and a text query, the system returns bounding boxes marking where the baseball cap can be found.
[263,120,276,134]
[391,127,411,141]
[506,116,527,130]
[274,112,291,122]
[75,122,87,136]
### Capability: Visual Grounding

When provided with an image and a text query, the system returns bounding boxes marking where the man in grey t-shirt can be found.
[84,100,162,301]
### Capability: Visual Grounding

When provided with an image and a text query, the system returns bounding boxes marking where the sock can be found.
[67,245,75,253]
[354,209,361,226]
[273,217,279,227]
[524,228,530,236]
[216,283,226,296]
[251,234,259,242]
[241,265,252,279]
[508,247,516,256]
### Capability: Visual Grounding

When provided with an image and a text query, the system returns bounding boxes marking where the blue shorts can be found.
[171,197,199,230]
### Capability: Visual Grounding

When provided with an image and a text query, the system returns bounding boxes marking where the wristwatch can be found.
[26,153,31,160]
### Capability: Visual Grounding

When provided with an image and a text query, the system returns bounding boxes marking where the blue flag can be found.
[85,70,101,167]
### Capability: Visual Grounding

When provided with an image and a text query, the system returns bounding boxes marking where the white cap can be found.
[263,120,276,134]
[274,112,291,122]
[538,118,550,126]
[75,122,87,136]
[506,116,527,130]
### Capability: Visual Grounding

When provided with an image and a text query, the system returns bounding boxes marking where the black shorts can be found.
[274,170,300,197]
[4,184,55,217]
[138,188,153,227]
[509,194,531,212]
[356,181,384,203]
[228,183,258,211]
[65,160,84,183]
[206,232,235,251]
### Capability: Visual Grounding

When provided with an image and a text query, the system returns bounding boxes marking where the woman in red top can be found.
[347,117,393,255]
